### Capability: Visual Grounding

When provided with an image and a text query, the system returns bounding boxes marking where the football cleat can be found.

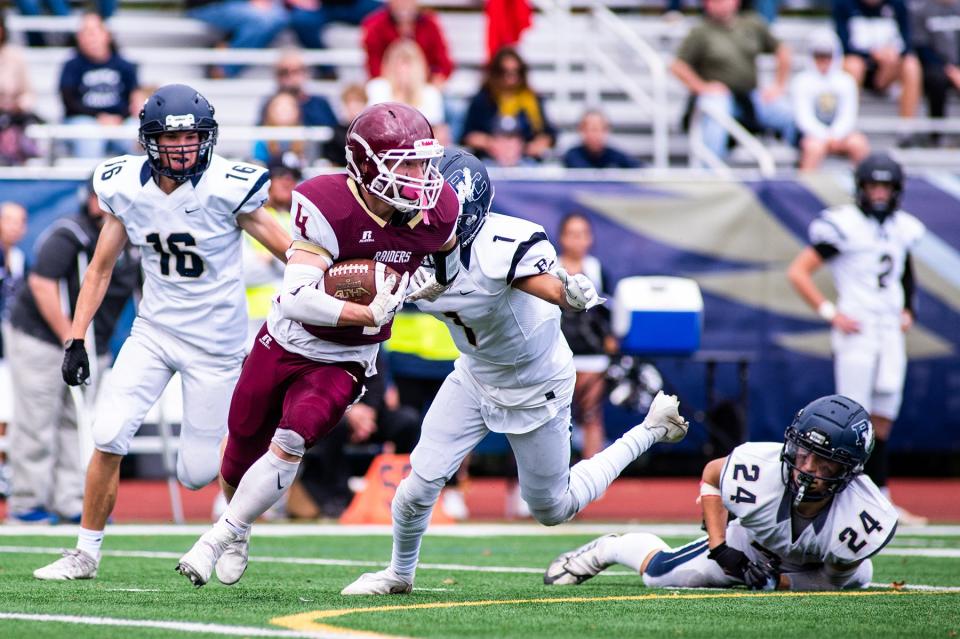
[33,549,98,580]
[214,529,250,586]
[176,528,236,588]
[543,534,618,586]
[341,568,413,595]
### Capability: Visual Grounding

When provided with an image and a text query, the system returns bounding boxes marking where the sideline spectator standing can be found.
[833,0,921,120]
[671,0,795,161]
[563,110,640,169]
[791,29,871,171]
[556,213,615,459]
[362,0,454,85]
[911,0,960,131]
[461,47,556,162]
[59,13,137,159]
[0,202,27,498]
[6,179,138,524]
[787,152,928,526]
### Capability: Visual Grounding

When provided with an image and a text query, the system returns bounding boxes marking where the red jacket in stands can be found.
[361,8,454,81]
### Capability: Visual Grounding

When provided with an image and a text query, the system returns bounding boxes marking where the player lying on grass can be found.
[341,149,690,595]
[545,394,898,591]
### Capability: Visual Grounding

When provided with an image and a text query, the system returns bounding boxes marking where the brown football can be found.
[323,258,401,306]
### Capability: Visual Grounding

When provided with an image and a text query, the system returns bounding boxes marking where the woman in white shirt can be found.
[791,29,871,171]
[365,39,448,144]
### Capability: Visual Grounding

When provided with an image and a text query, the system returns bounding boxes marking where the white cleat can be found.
[33,549,98,580]
[341,568,413,595]
[640,391,689,443]
[543,534,618,586]
[215,529,250,586]
[176,529,235,588]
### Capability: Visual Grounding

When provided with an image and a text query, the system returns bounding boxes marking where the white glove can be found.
[641,391,689,443]
[406,267,452,303]
[556,268,606,311]
[368,272,409,327]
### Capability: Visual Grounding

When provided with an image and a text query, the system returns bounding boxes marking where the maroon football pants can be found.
[221,325,365,488]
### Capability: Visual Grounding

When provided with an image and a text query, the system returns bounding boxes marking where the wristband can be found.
[817,301,837,322]
[699,482,722,497]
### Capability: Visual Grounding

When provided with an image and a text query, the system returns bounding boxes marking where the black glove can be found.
[62,339,90,386]
[708,542,777,590]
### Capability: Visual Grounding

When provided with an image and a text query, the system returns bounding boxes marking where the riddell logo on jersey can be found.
[374,250,412,263]
[359,230,374,243]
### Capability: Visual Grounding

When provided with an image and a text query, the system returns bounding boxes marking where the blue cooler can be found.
[612,276,703,355]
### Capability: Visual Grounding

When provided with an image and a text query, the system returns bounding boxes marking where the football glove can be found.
[556,268,605,311]
[406,267,451,303]
[62,339,90,386]
[368,272,409,327]
[708,542,777,590]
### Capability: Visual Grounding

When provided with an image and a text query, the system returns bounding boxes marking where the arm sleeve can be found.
[784,561,870,591]
[277,262,345,327]
[829,74,860,138]
[901,253,915,313]
[31,231,79,280]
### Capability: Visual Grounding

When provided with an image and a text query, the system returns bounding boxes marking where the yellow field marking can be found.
[270,588,958,635]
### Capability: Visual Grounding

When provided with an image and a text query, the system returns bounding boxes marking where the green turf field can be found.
[0,525,958,639]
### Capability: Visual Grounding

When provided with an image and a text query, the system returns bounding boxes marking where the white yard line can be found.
[0,612,373,638]
[0,522,957,537]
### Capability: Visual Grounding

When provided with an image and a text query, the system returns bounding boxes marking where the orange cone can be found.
[339,454,454,525]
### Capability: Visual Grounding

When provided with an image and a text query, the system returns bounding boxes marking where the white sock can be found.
[568,427,658,511]
[222,450,299,529]
[390,473,444,581]
[76,527,104,561]
[606,533,670,573]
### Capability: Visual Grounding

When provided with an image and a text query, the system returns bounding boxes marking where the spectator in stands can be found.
[253,90,306,168]
[288,0,381,56]
[324,82,367,165]
[264,50,338,128]
[556,212,615,460]
[361,0,454,86]
[791,29,871,171]
[366,40,448,144]
[911,0,960,137]
[59,13,137,159]
[461,47,556,162]
[6,177,138,525]
[563,109,640,169]
[833,0,921,120]
[671,0,794,162]
[289,350,421,518]
[0,202,28,498]
[186,0,290,78]
[243,161,296,347]
[482,115,540,167]
[0,10,40,166]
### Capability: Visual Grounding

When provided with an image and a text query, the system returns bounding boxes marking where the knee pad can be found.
[176,441,220,490]
[392,472,445,520]
[272,428,306,457]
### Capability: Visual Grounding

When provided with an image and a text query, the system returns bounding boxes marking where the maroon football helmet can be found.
[345,102,445,212]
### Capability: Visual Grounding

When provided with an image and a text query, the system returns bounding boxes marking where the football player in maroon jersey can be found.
[177,103,461,588]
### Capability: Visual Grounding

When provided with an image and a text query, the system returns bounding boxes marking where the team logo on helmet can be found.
[852,419,875,454]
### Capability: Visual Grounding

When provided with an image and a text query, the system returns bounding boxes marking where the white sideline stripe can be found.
[2,544,959,576]
[0,612,357,638]
[1,522,957,537]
